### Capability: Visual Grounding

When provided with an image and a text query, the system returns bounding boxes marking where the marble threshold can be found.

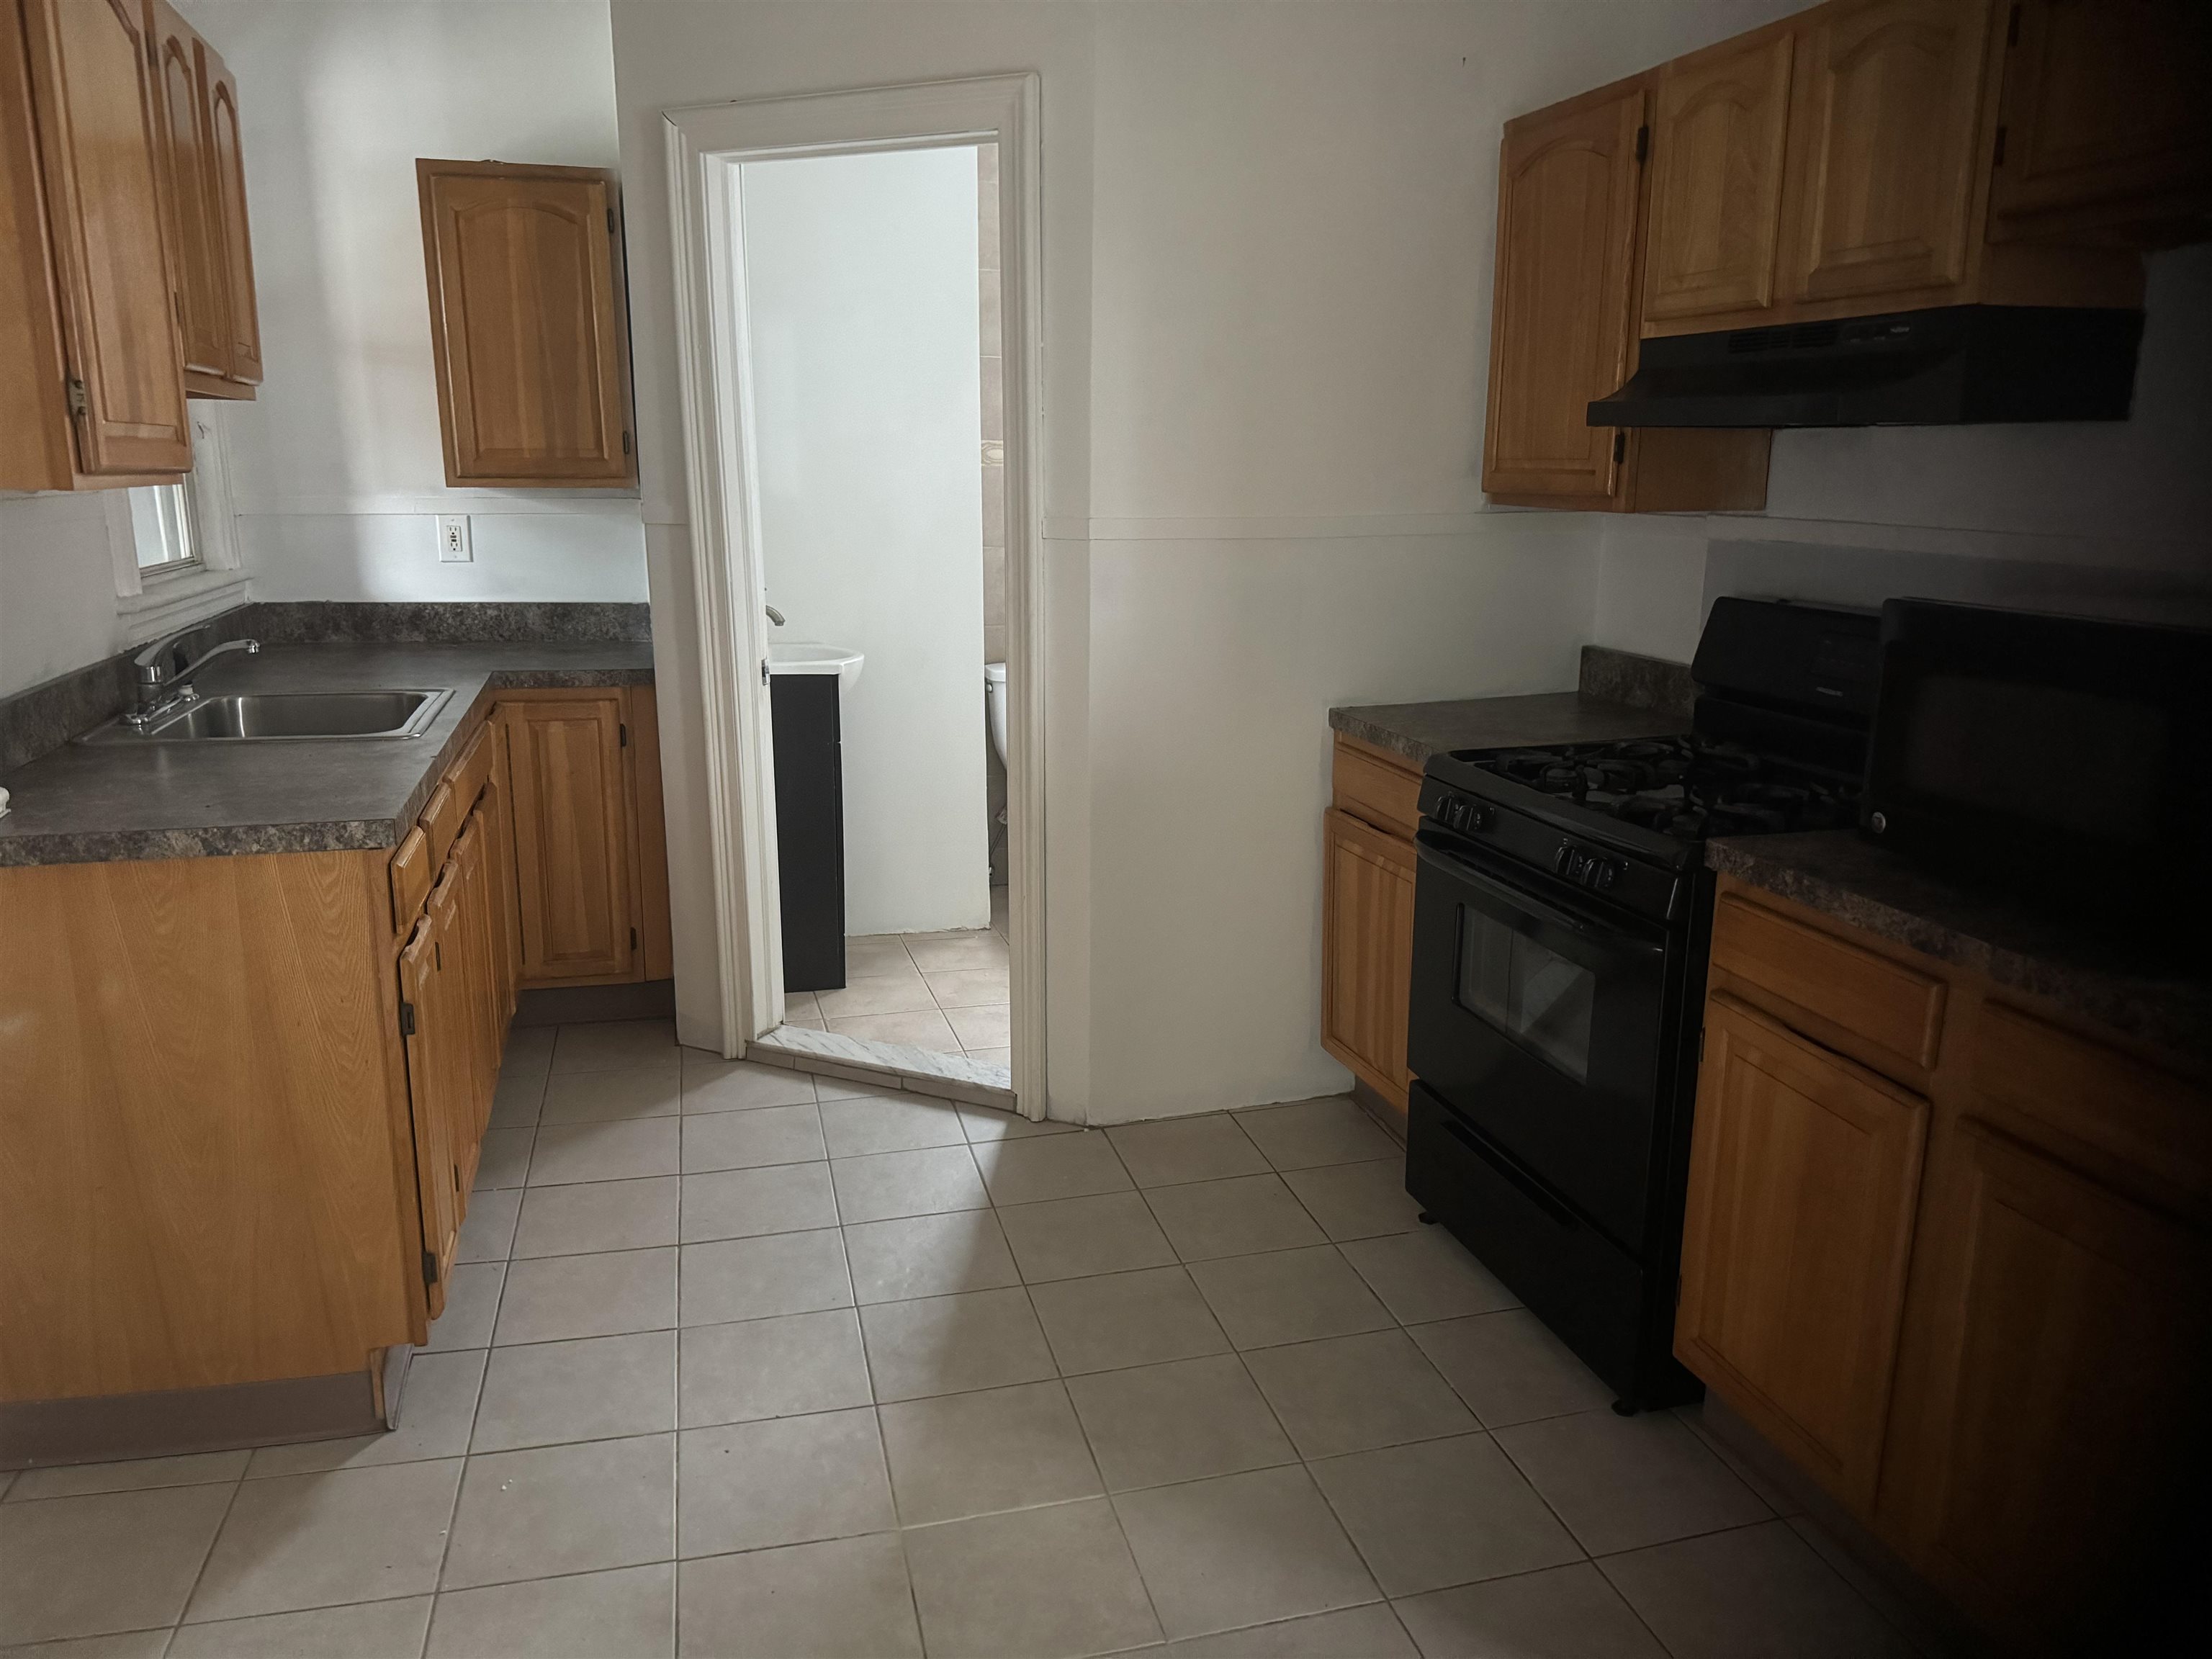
[747,1022,1021,1114]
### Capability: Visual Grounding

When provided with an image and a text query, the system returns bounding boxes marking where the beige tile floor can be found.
[0,1018,1941,1658]
[781,886,1012,1069]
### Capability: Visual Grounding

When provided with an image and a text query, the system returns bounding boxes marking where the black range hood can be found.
[1588,304,2145,429]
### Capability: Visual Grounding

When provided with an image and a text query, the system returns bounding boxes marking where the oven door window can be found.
[1455,906,1595,1083]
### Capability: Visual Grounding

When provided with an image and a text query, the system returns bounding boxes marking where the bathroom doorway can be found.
[665,78,1044,1117]
[747,143,1007,1074]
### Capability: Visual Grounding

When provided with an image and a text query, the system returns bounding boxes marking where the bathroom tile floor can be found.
[784,885,1013,1069]
[0,1023,1946,1658]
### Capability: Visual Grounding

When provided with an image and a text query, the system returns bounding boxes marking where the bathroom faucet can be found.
[127,626,261,729]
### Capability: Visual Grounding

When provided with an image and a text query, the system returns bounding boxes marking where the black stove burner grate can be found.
[1451,734,1858,844]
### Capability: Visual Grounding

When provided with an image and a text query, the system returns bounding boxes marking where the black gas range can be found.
[1403,598,1879,1411]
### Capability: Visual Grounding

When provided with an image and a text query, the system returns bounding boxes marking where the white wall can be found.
[0,494,124,698]
[611,0,1790,1118]
[183,0,647,602]
[744,148,990,936]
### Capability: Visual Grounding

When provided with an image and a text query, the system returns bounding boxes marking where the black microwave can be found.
[1861,599,2212,940]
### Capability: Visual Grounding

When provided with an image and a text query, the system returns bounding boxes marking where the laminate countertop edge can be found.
[0,646,653,868]
[1709,832,2211,1065]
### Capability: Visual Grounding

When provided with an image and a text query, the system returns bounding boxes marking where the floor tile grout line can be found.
[156,1464,246,1650]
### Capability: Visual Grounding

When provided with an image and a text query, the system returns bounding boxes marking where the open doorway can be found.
[747,143,1007,1071]
[665,78,1043,1118]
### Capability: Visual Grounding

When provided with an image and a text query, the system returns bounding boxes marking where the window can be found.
[130,477,202,575]
[111,409,246,629]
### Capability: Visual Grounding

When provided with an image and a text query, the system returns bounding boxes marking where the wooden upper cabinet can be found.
[1780,0,1997,306]
[8,0,190,483]
[1482,86,1646,505]
[501,693,638,984]
[1880,1118,2211,1650]
[148,0,225,382]
[1644,30,1796,325]
[200,37,261,390]
[1676,993,1929,1516]
[1989,0,2212,246]
[417,159,637,487]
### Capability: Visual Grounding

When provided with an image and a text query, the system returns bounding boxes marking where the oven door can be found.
[1406,832,1669,1251]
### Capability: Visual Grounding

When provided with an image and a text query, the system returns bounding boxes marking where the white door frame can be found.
[663,74,1047,1118]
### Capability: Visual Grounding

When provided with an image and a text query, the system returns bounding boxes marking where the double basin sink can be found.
[80,688,454,744]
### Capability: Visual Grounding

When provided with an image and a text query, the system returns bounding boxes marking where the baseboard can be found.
[1,1369,382,1469]
[515,977,676,1028]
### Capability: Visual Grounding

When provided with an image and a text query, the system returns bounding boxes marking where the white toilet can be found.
[984,662,1008,765]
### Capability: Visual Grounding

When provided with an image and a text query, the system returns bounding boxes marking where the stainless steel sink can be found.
[80,689,454,743]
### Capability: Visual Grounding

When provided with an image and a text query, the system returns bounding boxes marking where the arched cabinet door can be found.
[1642,30,1794,326]
[17,0,192,477]
[417,158,637,486]
[1480,86,1647,505]
[1780,0,1995,305]
[201,37,261,387]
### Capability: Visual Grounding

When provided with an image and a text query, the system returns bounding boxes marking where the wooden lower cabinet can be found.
[1878,1118,2211,1651]
[0,849,419,1401]
[1320,734,1421,1123]
[1676,992,1927,1513]
[500,688,649,986]
[1679,875,2211,1652]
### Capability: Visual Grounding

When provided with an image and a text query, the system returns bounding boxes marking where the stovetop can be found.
[1446,733,1861,845]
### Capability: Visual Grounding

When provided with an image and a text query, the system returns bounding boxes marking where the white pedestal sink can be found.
[767,641,865,696]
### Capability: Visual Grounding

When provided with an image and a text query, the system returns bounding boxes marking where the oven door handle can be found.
[1415,836,1662,955]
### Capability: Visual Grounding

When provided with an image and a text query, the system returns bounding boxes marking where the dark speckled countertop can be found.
[1710,832,2211,1063]
[0,642,652,866]
[1328,692,1688,767]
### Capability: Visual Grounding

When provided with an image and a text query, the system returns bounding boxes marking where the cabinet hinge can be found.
[629,926,639,950]
[621,430,632,456]
[1611,431,1627,465]
[608,206,616,234]
[399,1000,417,1036]
[421,1248,439,1288]
[2006,2,2020,47]
[1634,124,1649,164]
[619,722,629,747]
[65,376,88,419]
[1992,125,2008,168]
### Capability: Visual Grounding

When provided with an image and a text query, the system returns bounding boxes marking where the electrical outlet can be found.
[436,514,472,563]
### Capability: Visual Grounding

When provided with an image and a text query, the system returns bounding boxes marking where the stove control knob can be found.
[1594,860,1619,891]
[1553,844,1573,876]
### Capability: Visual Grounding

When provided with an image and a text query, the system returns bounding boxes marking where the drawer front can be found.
[389,827,431,934]
[451,720,493,814]
[1972,1002,2211,1209]
[1712,894,1945,1075]
[1331,736,1424,839]
[418,780,462,871]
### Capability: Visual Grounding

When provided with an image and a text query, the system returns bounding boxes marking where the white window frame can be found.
[110,407,250,635]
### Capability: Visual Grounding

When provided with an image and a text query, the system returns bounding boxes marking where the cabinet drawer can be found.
[1712,894,1945,1075]
[389,827,431,933]
[418,780,461,870]
[1972,1002,2211,1210]
[1331,737,1424,839]
[450,720,493,814]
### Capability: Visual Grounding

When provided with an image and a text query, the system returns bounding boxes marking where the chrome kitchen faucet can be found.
[127,625,261,731]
